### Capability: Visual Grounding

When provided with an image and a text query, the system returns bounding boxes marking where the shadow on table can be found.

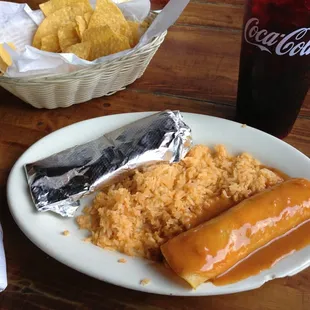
[0,87,33,110]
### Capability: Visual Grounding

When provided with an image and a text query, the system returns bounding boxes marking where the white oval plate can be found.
[7,112,310,296]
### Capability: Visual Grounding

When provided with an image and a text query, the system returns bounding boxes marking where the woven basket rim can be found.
[0,11,165,84]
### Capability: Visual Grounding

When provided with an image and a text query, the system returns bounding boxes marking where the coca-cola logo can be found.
[244,18,310,56]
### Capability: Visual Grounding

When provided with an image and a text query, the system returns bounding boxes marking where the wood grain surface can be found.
[0,0,310,309]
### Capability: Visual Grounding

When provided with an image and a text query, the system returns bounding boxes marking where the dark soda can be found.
[236,0,310,138]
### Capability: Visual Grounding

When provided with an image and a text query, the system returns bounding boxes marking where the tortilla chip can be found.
[0,60,6,74]
[127,21,140,47]
[40,0,92,17]
[75,16,88,40]
[0,43,15,66]
[58,22,80,51]
[41,34,61,52]
[88,0,131,39]
[33,0,144,61]
[0,42,15,73]
[82,25,130,61]
[33,3,92,48]
[140,19,150,34]
[64,41,91,60]
[84,11,93,25]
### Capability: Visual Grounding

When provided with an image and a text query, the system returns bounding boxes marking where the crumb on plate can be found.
[118,258,127,263]
[140,278,151,286]
[62,230,70,236]
[241,124,247,128]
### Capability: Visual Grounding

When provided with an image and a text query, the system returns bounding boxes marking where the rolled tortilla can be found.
[161,178,310,288]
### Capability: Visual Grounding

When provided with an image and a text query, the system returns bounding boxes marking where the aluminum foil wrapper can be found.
[25,110,192,217]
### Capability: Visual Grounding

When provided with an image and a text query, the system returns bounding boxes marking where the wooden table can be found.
[1,1,310,309]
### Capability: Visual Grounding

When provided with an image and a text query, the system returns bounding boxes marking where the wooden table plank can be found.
[133,25,240,103]
[0,87,235,132]
[1,84,310,156]
[179,2,244,29]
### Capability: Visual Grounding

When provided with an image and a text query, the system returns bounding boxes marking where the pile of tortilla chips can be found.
[0,43,16,74]
[33,0,148,61]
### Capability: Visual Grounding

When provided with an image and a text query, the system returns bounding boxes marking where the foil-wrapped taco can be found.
[25,110,192,217]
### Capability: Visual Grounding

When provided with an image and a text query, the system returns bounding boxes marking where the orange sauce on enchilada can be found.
[211,171,310,286]
[212,218,310,286]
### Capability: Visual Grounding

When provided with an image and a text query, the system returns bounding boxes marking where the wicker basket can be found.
[0,13,167,109]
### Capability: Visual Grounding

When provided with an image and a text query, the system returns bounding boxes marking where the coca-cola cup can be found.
[236,0,310,138]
